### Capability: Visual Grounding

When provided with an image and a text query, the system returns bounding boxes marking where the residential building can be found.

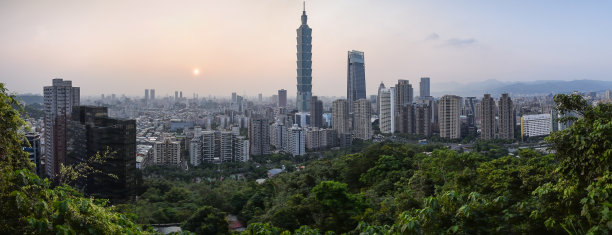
[153,137,181,165]
[310,96,323,128]
[439,95,462,139]
[378,88,393,134]
[332,99,350,135]
[286,124,306,156]
[353,99,372,140]
[480,94,496,140]
[249,118,270,156]
[376,82,386,115]
[521,114,552,138]
[498,93,514,139]
[43,78,80,177]
[415,104,432,137]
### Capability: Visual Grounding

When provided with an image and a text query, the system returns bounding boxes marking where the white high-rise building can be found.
[235,136,250,162]
[439,95,462,139]
[379,88,393,134]
[521,114,552,138]
[286,124,306,156]
[43,78,80,177]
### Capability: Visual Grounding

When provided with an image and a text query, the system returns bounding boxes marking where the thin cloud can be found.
[425,33,440,41]
[446,38,477,47]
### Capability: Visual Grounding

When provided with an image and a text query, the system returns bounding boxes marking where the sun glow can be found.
[193,68,200,75]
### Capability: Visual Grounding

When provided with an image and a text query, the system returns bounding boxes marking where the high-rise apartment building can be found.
[144,89,149,101]
[378,88,393,134]
[420,77,430,97]
[43,78,80,177]
[332,99,350,135]
[249,118,270,156]
[396,104,414,134]
[68,106,136,200]
[278,89,287,107]
[415,104,432,137]
[480,94,496,140]
[521,114,552,138]
[347,50,366,112]
[439,95,462,139]
[498,93,514,140]
[353,99,372,140]
[310,96,323,128]
[150,89,155,100]
[270,121,286,150]
[395,80,413,108]
[153,137,181,165]
[286,124,306,156]
[376,82,386,115]
[296,5,312,112]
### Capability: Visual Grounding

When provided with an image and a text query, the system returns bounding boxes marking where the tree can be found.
[531,94,612,234]
[182,206,228,235]
[0,83,151,234]
[311,181,364,233]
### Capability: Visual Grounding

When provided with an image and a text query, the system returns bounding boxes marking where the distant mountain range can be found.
[433,79,612,97]
[17,94,43,104]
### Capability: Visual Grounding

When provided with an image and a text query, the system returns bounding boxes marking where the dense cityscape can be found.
[2,1,612,234]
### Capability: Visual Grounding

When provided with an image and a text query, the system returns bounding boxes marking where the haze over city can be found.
[2,0,611,97]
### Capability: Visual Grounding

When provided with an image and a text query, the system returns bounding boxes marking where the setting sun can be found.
[193,68,200,75]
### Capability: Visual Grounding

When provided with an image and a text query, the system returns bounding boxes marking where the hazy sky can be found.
[1,0,611,97]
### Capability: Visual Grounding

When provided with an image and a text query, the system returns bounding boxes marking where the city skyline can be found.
[2,1,612,97]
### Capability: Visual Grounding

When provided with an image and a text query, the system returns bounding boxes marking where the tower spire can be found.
[303,1,305,12]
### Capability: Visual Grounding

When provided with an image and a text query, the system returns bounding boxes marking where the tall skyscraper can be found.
[249,118,270,156]
[353,99,373,140]
[480,94,496,140]
[68,106,136,200]
[310,96,323,128]
[439,95,462,139]
[278,89,287,107]
[144,89,149,101]
[332,99,350,135]
[43,78,80,177]
[498,93,515,140]
[296,4,312,112]
[150,89,155,100]
[420,77,430,97]
[347,50,366,112]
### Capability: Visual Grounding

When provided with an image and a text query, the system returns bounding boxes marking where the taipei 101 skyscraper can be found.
[296,2,312,112]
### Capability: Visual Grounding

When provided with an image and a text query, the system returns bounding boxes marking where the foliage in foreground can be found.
[0,83,153,234]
